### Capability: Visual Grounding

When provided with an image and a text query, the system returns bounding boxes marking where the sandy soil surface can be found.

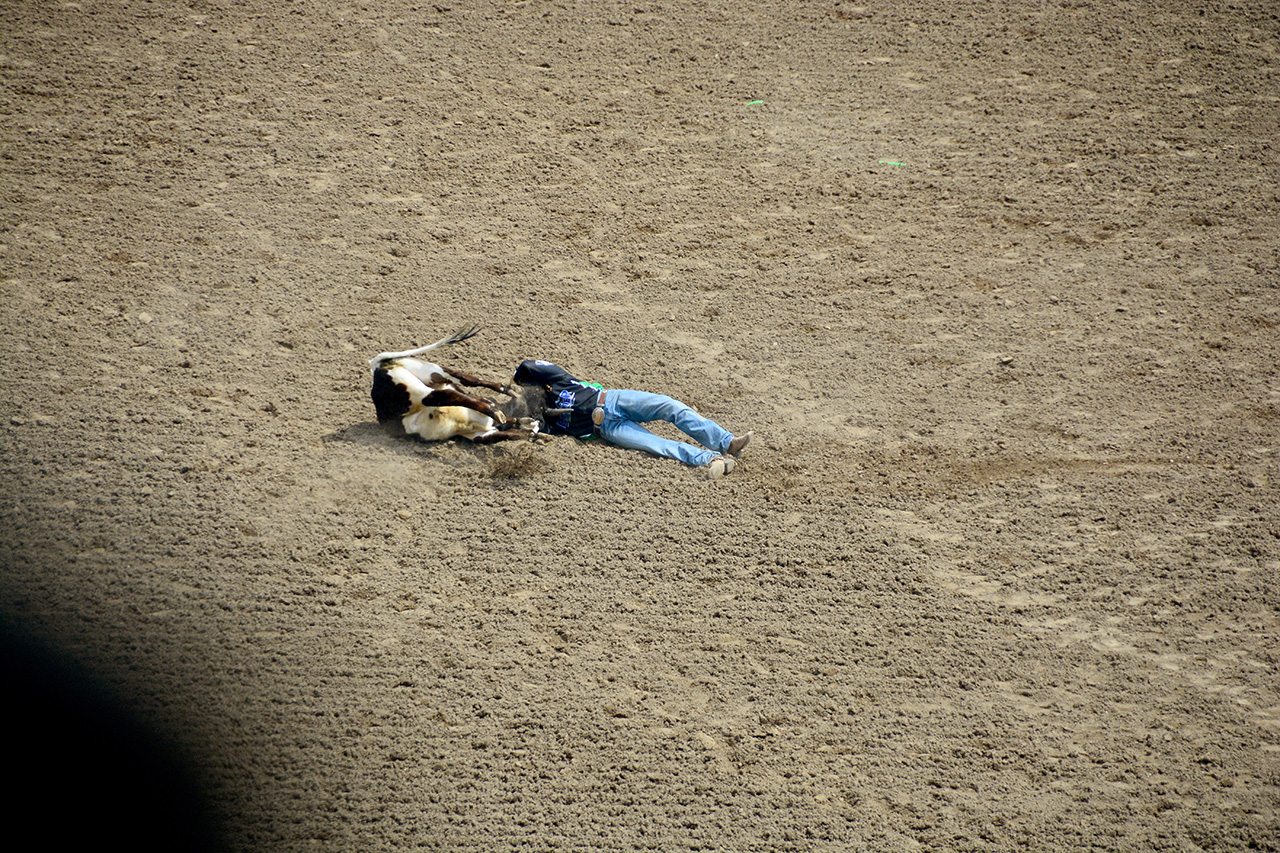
[2,1,1277,850]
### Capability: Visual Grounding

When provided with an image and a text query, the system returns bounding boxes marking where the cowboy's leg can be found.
[597,417,716,467]
[605,389,734,454]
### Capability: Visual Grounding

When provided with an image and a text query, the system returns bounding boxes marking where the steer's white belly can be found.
[402,405,494,442]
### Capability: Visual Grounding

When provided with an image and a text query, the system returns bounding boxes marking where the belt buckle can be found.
[591,389,606,426]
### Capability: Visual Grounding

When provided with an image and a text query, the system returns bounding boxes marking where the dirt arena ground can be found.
[2,1,1277,850]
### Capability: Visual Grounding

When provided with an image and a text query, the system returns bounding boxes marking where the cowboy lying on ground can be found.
[513,359,751,479]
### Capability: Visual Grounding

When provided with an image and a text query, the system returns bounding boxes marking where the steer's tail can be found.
[369,324,480,372]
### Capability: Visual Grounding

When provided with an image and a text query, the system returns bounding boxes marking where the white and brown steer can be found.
[369,325,532,443]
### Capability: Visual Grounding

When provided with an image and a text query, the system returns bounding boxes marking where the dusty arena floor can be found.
[2,1,1277,850]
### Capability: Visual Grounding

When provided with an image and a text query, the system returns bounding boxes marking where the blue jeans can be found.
[596,389,733,467]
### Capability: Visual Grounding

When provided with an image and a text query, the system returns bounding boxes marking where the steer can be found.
[369,325,535,444]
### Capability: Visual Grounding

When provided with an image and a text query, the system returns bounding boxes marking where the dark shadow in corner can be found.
[0,618,230,852]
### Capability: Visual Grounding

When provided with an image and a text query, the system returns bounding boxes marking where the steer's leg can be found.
[438,365,515,396]
[467,428,530,444]
[421,387,507,423]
